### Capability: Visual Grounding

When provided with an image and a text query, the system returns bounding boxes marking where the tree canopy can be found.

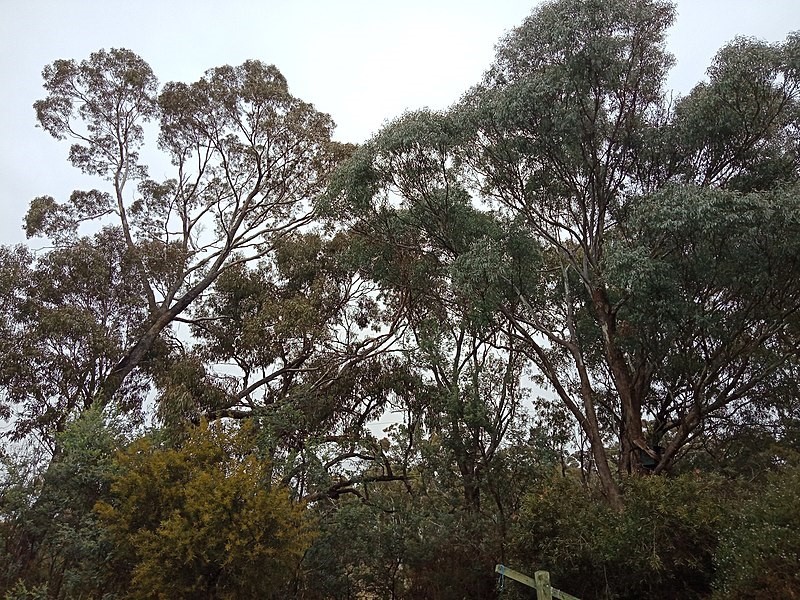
[2,2,800,598]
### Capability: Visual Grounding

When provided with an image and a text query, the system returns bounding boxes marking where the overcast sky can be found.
[1,0,798,246]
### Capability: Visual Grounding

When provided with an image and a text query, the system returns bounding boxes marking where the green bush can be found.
[509,473,730,599]
[712,465,800,599]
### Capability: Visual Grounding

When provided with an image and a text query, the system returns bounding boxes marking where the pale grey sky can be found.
[1,0,798,246]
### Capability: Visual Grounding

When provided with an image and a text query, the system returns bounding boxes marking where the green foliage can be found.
[605,184,800,456]
[467,0,676,202]
[4,3,800,598]
[712,464,800,599]
[511,473,730,600]
[297,416,556,600]
[2,581,48,600]
[672,35,800,188]
[33,49,157,183]
[0,405,125,599]
[150,354,231,431]
[0,227,148,443]
[301,482,503,600]
[96,421,315,599]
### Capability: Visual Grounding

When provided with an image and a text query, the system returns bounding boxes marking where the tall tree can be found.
[328,0,800,506]
[325,108,537,513]
[458,1,800,503]
[27,49,348,410]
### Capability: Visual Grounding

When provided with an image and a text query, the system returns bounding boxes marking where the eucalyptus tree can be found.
[329,0,800,507]
[325,109,538,516]
[158,230,415,500]
[25,49,348,415]
[457,0,800,505]
[0,232,148,446]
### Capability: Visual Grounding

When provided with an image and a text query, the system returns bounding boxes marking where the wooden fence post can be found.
[535,570,552,600]
[494,565,581,600]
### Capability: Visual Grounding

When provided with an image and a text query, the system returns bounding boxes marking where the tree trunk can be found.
[590,286,652,476]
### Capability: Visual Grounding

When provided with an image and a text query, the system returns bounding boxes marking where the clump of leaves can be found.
[510,473,730,600]
[96,420,315,599]
[712,462,800,599]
